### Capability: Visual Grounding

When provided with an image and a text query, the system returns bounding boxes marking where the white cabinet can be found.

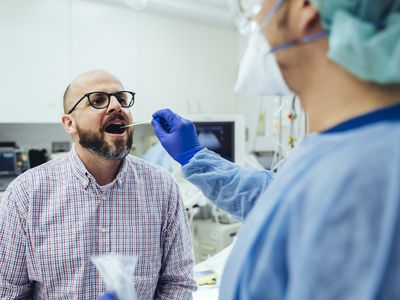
[0,0,70,123]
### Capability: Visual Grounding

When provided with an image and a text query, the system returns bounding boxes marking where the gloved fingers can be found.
[98,291,116,300]
[152,108,180,130]
[152,108,174,119]
[151,118,167,137]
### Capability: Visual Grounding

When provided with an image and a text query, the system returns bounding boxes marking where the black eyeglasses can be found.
[67,91,135,114]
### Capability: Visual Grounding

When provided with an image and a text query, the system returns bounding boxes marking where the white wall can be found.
[0,0,239,123]
[136,13,239,119]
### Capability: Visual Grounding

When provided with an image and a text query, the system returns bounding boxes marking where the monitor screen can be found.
[0,150,17,175]
[194,121,235,162]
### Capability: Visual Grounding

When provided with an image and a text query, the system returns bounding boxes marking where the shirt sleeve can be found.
[156,179,197,300]
[182,148,275,221]
[0,186,32,299]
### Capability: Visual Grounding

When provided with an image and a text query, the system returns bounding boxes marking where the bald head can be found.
[63,69,124,114]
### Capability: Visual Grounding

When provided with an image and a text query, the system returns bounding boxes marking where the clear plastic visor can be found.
[228,0,264,35]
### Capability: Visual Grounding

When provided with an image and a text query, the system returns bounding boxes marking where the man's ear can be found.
[61,114,76,135]
[297,0,321,36]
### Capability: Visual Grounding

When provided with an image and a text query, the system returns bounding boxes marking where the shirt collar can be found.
[323,103,400,134]
[69,144,128,189]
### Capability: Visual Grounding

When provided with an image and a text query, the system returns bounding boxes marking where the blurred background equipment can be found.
[0,146,20,192]
[28,149,49,168]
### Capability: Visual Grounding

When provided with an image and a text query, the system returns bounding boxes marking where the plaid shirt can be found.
[0,146,196,299]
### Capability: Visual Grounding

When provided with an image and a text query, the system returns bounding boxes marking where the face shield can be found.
[228,0,285,35]
[228,0,263,35]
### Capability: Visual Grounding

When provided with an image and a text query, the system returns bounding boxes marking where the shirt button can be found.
[100,227,108,233]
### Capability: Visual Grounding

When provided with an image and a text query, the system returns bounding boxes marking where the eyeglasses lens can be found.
[114,92,133,107]
[89,92,109,108]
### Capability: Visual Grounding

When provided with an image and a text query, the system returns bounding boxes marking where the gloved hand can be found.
[152,109,203,165]
[98,291,116,300]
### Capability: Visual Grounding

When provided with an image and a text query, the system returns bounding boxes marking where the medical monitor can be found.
[0,149,17,176]
[189,114,245,165]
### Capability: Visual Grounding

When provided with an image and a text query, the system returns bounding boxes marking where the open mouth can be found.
[104,123,126,134]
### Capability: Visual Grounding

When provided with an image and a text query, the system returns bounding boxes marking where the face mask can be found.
[234,31,293,96]
[233,0,327,97]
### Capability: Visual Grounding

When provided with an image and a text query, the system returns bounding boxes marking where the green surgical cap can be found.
[309,0,400,84]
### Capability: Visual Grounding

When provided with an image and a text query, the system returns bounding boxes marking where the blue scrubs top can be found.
[182,104,400,300]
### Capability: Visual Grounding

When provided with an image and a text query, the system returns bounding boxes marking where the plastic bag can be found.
[91,253,137,300]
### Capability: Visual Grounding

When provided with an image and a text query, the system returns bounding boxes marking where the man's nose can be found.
[107,96,122,113]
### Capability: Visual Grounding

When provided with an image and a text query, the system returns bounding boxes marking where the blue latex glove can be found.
[98,291,117,300]
[152,109,203,165]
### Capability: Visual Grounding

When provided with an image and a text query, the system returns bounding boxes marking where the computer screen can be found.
[189,114,245,165]
[194,122,235,162]
[0,149,17,175]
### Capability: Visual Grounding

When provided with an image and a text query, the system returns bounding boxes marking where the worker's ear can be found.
[61,114,76,134]
[293,0,321,37]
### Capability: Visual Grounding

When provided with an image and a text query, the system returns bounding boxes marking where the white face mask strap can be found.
[259,0,285,31]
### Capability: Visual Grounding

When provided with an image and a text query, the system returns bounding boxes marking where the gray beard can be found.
[76,126,133,161]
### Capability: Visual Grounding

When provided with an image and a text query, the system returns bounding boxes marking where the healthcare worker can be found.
[151,0,400,299]
[99,0,400,299]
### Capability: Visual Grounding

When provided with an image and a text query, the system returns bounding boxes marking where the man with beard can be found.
[0,70,196,299]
